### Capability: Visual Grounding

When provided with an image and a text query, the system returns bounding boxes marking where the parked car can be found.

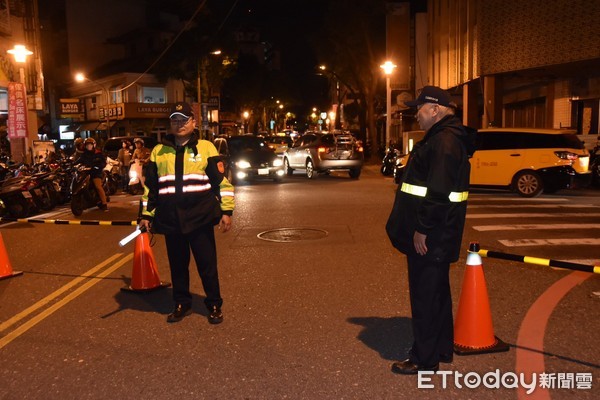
[264,135,293,157]
[283,131,364,179]
[102,135,157,159]
[394,128,591,197]
[213,135,284,184]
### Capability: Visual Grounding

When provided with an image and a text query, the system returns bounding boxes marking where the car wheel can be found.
[349,168,361,179]
[513,170,543,197]
[283,158,294,176]
[306,159,316,179]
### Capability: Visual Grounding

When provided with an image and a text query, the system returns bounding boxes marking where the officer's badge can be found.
[217,161,225,174]
[176,104,183,111]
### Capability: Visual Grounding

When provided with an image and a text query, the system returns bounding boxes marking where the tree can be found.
[308,0,387,159]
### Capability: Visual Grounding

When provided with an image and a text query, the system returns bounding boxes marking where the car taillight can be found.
[554,151,579,160]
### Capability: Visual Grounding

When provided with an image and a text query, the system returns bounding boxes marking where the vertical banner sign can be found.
[7,82,28,139]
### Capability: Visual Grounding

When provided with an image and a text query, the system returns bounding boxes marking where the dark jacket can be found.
[77,148,106,179]
[141,132,235,235]
[386,115,476,262]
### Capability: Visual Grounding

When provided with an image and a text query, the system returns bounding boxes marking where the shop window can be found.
[141,87,165,104]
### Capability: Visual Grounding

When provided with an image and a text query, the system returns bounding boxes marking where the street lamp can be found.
[6,44,34,163]
[242,110,250,134]
[380,60,396,147]
[75,73,111,136]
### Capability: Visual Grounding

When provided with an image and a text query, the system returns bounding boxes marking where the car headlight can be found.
[272,158,283,167]
[236,160,251,169]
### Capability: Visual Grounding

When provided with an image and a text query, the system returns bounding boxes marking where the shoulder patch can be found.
[217,161,225,174]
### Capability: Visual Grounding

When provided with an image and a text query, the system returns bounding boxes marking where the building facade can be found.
[0,0,44,163]
[389,0,600,149]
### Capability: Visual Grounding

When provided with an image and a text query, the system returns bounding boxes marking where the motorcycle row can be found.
[0,154,140,219]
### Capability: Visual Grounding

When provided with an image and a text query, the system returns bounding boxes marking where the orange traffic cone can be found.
[454,242,509,355]
[0,232,23,280]
[121,232,170,292]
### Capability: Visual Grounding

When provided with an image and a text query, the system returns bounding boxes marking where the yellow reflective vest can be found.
[141,134,234,234]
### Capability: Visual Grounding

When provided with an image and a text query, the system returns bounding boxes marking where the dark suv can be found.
[283,131,364,179]
[213,135,284,184]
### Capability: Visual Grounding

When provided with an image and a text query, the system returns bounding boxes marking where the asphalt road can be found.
[0,165,598,399]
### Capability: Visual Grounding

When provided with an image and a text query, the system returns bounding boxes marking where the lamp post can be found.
[75,73,111,136]
[380,60,396,147]
[198,50,223,138]
[7,44,34,163]
[242,110,250,134]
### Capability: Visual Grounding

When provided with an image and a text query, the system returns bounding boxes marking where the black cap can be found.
[170,102,194,119]
[405,86,453,107]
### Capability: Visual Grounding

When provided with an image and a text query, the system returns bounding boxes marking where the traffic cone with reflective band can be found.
[453,242,509,355]
[121,232,170,292]
[0,232,23,280]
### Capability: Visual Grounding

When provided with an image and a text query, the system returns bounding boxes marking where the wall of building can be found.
[478,0,599,76]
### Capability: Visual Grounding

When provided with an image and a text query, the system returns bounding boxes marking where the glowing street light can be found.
[242,110,250,133]
[75,72,111,134]
[7,44,33,63]
[380,60,397,146]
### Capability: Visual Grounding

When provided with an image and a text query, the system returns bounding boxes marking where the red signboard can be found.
[7,82,28,139]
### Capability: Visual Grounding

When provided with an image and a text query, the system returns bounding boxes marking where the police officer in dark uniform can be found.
[386,86,476,374]
[139,102,234,324]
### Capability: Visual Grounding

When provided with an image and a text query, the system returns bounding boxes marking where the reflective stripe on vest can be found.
[401,182,468,203]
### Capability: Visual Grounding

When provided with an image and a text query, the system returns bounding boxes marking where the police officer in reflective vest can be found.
[386,86,476,374]
[140,102,234,324]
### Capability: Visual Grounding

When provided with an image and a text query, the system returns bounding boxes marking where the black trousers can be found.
[406,254,454,366]
[164,225,223,309]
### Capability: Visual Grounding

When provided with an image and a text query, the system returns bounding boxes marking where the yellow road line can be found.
[0,253,125,333]
[0,253,133,349]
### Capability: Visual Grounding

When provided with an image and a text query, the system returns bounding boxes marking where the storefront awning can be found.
[77,122,100,132]
[96,121,117,131]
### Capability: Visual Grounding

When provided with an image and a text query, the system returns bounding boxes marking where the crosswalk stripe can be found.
[468,204,600,209]
[473,223,599,231]
[468,196,569,202]
[468,213,600,219]
[498,238,600,247]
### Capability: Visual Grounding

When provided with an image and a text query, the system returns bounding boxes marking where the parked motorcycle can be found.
[104,156,121,195]
[381,145,402,176]
[0,174,37,218]
[127,159,144,195]
[69,165,110,216]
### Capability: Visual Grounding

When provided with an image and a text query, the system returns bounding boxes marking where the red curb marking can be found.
[516,271,593,400]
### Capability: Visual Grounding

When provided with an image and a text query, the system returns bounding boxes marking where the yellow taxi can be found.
[394,128,591,197]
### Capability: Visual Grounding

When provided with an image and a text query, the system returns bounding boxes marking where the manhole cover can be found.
[257,228,329,243]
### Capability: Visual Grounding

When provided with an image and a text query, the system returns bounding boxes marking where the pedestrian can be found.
[117,140,131,191]
[385,86,476,374]
[139,102,235,324]
[132,137,151,165]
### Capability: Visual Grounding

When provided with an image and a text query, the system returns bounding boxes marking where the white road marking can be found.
[468,213,600,218]
[498,238,600,247]
[468,197,569,202]
[468,204,600,209]
[473,223,599,231]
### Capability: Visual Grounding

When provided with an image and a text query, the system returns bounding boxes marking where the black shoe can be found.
[391,359,439,375]
[439,353,453,363]
[167,304,192,323]
[208,306,223,324]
